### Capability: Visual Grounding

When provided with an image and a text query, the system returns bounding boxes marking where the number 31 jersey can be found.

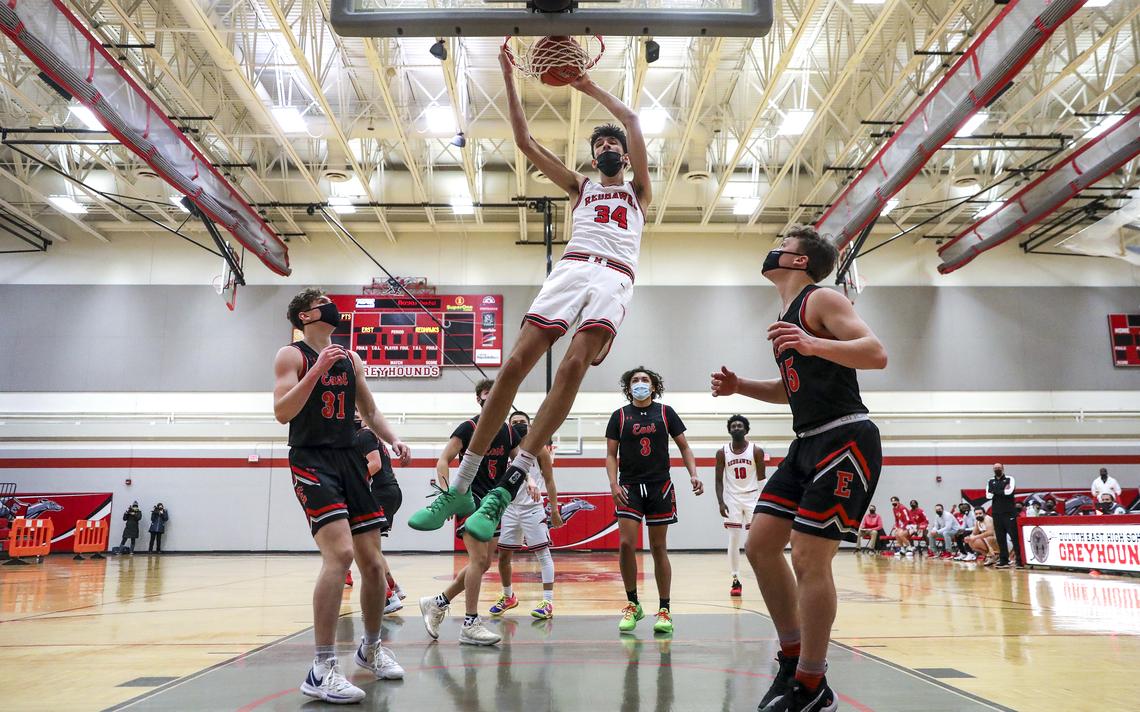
[606,402,686,485]
[567,178,645,271]
[288,340,357,448]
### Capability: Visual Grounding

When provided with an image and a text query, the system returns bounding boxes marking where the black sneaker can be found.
[757,651,798,711]
[771,678,837,712]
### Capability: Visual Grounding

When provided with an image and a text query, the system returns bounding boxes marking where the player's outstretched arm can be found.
[435,436,464,489]
[570,73,651,207]
[710,366,788,404]
[500,47,584,196]
[351,352,411,464]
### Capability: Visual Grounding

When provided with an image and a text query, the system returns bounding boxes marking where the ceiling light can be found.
[723,182,757,199]
[645,39,660,64]
[425,105,457,134]
[450,195,475,215]
[777,110,814,136]
[450,132,467,148]
[69,105,104,130]
[956,113,988,137]
[328,196,356,215]
[48,195,87,214]
[734,197,760,216]
[639,107,668,135]
[1084,114,1122,140]
[429,39,448,61]
[271,107,308,134]
[880,198,900,216]
[974,200,1003,219]
[171,196,190,213]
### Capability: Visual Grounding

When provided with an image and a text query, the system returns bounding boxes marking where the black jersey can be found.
[776,285,868,434]
[287,341,356,448]
[451,415,518,498]
[606,402,686,484]
[351,426,397,487]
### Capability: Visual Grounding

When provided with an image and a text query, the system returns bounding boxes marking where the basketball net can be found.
[502,35,605,81]
[840,252,866,303]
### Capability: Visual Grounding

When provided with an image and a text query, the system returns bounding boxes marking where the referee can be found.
[987,463,1019,569]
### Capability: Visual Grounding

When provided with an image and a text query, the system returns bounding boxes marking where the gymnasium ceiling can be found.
[0,0,1135,263]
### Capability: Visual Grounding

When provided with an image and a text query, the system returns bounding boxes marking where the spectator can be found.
[889,496,912,556]
[1096,494,1127,516]
[964,506,996,564]
[1040,496,1059,516]
[927,504,958,558]
[987,463,1020,569]
[951,503,976,560]
[857,505,885,553]
[120,501,142,554]
[1023,499,1042,518]
[907,500,929,555]
[148,503,169,553]
[1091,468,1121,502]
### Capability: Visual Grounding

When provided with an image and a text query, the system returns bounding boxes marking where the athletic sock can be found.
[795,660,827,691]
[503,585,513,598]
[727,527,743,577]
[363,631,380,647]
[509,449,537,474]
[543,589,553,602]
[659,598,670,611]
[313,645,337,675]
[454,452,484,493]
[626,589,639,605]
[778,631,801,659]
[463,613,478,626]
[434,593,450,608]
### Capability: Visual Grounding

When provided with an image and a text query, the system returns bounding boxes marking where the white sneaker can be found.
[952,554,964,561]
[354,640,405,680]
[384,593,404,614]
[964,553,977,561]
[419,595,447,639]
[905,548,914,557]
[395,585,407,601]
[458,617,501,646]
[300,661,365,704]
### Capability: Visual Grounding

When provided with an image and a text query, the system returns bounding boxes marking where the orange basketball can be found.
[532,36,587,87]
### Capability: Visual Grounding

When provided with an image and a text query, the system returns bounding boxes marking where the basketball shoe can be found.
[459,617,501,646]
[652,608,673,634]
[768,678,837,712]
[531,601,554,619]
[464,485,514,542]
[383,591,403,614]
[300,660,365,704]
[489,593,518,616]
[419,595,448,639]
[730,577,743,597]
[618,602,644,633]
[758,651,799,711]
[354,640,405,680]
[408,487,475,531]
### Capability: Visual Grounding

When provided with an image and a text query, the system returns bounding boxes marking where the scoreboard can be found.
[1108,314,1140,367]
[325,294,503,378]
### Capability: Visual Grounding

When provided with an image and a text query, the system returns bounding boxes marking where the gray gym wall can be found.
[0,284,1137,392]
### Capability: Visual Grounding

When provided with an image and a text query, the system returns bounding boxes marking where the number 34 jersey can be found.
[606,402,686,485]
[567,178,645,272]
[288,340,357,448]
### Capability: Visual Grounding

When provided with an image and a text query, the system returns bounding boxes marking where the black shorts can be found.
[372,480,402,535]
[455,491,501,541]
[755,419,881,542]
[290,446,388,536]
[616,479,677,527]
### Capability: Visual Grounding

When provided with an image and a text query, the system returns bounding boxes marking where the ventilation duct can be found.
[814,0,1085,252]
[0,0,290,275]
[938,108,1139,273]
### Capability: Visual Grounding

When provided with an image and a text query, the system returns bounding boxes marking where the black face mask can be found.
[314,302,340,328]
[595,150,624,177]
[761,249,808,274]
[1099,502,1114,513]
[514,423,529,437]
[730,430,746,443]
[994,470,1004,478]
[936,509,943,516]
[869,508,876,515]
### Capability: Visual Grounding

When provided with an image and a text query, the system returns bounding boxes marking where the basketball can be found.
[532,35,587,86]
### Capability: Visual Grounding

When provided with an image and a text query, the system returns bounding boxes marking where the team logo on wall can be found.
[1,493,112,552]
[1030,526,1050,563]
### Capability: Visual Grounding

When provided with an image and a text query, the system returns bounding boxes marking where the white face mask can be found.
[630,383,652,401]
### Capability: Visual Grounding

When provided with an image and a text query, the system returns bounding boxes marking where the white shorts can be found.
[523,252,635,366]
[723,489,759,529]
[498,503,551,552]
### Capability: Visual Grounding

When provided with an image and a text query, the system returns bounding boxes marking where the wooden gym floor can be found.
[1,551,1136,711]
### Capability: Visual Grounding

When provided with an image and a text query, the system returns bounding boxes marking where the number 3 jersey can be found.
[567,178,645,272]
[288,340,357,448]
[776,285,868,434]
[606,402,686,485]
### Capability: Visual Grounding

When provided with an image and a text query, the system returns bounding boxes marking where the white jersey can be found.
[723,442,761,496]
[566,178,645,272]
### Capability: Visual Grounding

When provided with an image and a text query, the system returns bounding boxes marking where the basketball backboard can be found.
[330,0,772,38]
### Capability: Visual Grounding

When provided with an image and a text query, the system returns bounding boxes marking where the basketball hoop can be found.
[502,35,604,86]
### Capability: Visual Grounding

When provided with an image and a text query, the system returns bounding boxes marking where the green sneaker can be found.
[464,487,512,542]
[618,602,644,633]
[652,608,673,634]
[407,487,475,531]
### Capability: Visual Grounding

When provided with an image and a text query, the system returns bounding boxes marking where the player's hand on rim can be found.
[768,321,820,357]
[710,366,738,397]
[691,477,704,496]
[498,45,513,76]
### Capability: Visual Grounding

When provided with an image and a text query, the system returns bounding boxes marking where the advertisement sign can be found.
[1,492,113,552]
[1021,515,1140,574]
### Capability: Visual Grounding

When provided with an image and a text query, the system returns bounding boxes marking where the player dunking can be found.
[407,48,650,541]
[711,226,887,712]
[273,289,411,704]
[490,410,562,620]
[608,367,703,635]
[714,415,766,597]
